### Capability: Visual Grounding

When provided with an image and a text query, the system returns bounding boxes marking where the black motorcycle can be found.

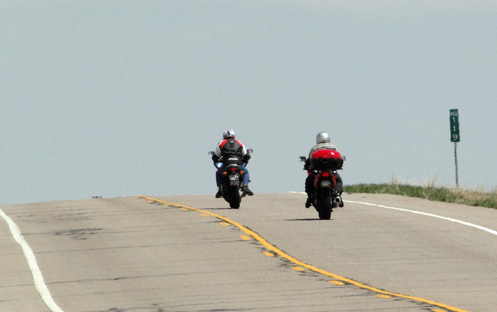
[299,149,345,219]
[208,149,253,209]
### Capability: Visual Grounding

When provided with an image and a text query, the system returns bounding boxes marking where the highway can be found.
[1,193,497,311]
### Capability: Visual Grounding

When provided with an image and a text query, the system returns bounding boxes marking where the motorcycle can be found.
[299,150,345,219]
[208,149,253,209]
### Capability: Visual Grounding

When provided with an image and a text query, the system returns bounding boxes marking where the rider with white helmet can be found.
[212,130,254,198]
[303,131,344,208]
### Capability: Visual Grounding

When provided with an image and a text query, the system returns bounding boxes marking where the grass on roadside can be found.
[343,183,497,209]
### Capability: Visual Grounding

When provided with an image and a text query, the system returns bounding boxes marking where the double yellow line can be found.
[138,195,468,312]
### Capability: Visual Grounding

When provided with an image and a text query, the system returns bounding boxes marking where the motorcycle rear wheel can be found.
[229,185,241,209]
[317,194,332,220]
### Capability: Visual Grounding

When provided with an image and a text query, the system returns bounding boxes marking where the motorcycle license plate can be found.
[320,180,332,187]
[229,174,239,186]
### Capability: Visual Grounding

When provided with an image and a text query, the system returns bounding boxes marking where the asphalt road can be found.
[1,193,497,312]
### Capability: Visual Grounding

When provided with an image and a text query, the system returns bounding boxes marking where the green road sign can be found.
[450,109,460,142]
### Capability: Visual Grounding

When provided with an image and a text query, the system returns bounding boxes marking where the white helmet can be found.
[316,131,330,144]
[223,129,235,139]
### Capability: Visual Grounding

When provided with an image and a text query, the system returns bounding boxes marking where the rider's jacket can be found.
[213,138,248,165]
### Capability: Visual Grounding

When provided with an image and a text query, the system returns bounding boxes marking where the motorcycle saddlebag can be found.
[310,149,343,170]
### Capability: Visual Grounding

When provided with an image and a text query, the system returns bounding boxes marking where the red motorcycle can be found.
[299,149,344,219]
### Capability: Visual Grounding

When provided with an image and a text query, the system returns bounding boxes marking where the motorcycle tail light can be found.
[321,171,331,177]
[230,167,237,172]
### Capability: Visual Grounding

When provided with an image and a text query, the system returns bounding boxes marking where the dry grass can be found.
[344,182,497,209]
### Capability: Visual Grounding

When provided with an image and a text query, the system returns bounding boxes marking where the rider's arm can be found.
[304,158,311,170]
[240,142,247,156]
[213,143,223,163]
[238,141,250,164]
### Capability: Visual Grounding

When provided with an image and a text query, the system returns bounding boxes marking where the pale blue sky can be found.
[1,1,496,204]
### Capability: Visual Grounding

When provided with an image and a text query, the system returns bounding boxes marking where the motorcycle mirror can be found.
[298,156,307,162]
[342,155,346,161]
[208,151,214,156]
[247,148,253,154]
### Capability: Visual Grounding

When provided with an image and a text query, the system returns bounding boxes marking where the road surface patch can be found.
[137,195,469,312]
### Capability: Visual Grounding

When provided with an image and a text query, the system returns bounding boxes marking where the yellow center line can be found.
[263,251,274,257]
[292,266,305,271]
[377,295,392,299]
[137,196,468,312]
[329,280,344,286]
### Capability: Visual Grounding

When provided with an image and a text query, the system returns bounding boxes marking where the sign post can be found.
[450,109,460,187]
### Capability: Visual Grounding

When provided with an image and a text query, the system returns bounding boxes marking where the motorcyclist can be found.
[212,130,254,198]
[304,131,344,208]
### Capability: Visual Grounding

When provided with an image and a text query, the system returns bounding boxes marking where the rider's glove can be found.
[242,154,251,164]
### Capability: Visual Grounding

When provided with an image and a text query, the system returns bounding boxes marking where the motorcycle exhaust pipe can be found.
[334,196,342,204]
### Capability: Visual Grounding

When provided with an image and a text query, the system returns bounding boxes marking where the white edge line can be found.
[345,200,497,236]
[289,191,497,236]
[0,208,64,312]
